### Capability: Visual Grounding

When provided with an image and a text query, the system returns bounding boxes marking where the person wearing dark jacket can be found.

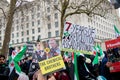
[0,55,10,80]
[99,51,111,80]
[20,57,32,75]
[28,59,40,80]
[77,55,96,80]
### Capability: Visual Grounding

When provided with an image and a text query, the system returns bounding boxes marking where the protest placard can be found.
[26,42,36,57]
[39,55,65,75]
[62,22,96,53]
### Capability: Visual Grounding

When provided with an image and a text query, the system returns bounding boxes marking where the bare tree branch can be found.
[57,0,113,43]
[0,7,7,19]
[64,0,111,19]
[64,9,86,18]
[88,0,105,14]
[54,5,62,13]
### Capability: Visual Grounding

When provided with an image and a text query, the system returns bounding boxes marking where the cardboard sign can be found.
[62,22,96,52]
[39,55,65,75]
[105,37,120,50]
[26,42,36,54]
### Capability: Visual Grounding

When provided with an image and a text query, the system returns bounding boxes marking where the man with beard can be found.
[0,55,10,80]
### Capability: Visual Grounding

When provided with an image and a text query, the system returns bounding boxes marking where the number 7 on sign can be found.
[65,22,72,31]
[63,22,72,39]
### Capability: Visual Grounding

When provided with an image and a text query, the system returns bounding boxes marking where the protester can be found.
[66,57,74,80]
[47,74,56,80]
[99,51,112,80]
[28,59,40,80]
[0,55,10,80]
[35,70,47,80]
[20,57,31,75]
[17,72,29,80]
[77,54,96,80]
[59,70,70,80]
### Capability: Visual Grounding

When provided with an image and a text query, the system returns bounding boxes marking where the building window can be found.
[38,35,41,39]
[47,15,51,21]
[37,13,40,17]
[48,23,51,29]
[55,22,58,27]
[37,5,40,11]
[38,28,41,32]
[21,31,24,36]
[16,20,19,24]
[26,16,29,21]
[21,38,24,42]
[21,17,24,22]
[55,13,58,19]
[38,20,40,25]
[27,37,29,42]
[26,23,29,28]
[56,40,59,46]
[32,21,34,26]
[12,34,14,38]
[55,30,59,37]
[0,43,1,47]
[48,32,51,38]
[31,7,34,13]
[17,39,19,43]
[0,25,2,29]
[17,32,19,37]
[32,15,34,19]
[12,40,14,44]
[21,24,24,29]
[47,7,50,12]
[0,37,1,40]
[32,36,35,41]
[17,26,19,30]
[32,29,35,34]
[27,30,29,35]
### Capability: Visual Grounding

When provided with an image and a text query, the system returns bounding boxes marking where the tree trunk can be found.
[60,15,65,41]
[1,0,16,57]
[60,12,66,56]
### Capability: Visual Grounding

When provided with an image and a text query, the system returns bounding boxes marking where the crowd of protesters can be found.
[0,39,120,80]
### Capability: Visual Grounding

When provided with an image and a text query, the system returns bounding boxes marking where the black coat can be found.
[0,63,10,80]
[77,56,96,80]
[9,68,19,80]
[20,60,32,75]
[28,62,40,80]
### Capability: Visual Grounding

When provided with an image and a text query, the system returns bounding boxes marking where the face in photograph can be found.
[48,38,58,49]
[36,42,44,50]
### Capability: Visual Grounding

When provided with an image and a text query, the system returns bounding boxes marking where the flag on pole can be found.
[64,52,69,62]
[114,25,120,38]
[97,45,103,56]
[92,52,99,66]
[74,52,79,80]
[92,46,97,55]
[9,45,27,74]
